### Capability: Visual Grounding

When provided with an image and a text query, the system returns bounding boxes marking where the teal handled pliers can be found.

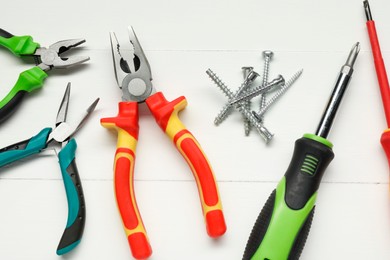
[0,28,89,124]
[0,83,99,255]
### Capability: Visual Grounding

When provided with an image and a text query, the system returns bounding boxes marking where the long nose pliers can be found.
[101,27,226,259]
[0,28,89,124]
[0,83,99,255]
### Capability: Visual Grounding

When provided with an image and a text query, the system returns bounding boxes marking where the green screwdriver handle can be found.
[243,135,334,260]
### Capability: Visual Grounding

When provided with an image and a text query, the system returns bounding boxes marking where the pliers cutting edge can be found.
[101,26,227,259]
[0,28,89,124]
[0,83,99,255]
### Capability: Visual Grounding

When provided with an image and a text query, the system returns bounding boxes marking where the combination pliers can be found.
[0,28,89,123]
[0,83,99,255]
[101,26,226,259]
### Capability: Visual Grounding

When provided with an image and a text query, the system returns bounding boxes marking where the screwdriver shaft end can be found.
[364,0,373,21]
[345,42,360,68]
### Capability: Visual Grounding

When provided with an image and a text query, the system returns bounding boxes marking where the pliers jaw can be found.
[34,39,90,71]
[110,26,155,103]
[47,83,99,145]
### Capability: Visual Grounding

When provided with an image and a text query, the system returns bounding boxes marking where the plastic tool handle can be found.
[0,28,39,56]
[56,139,86,255]
[146,92,226,238]
[101,102,152,260]
[381,130,390,168]
[243,135,334,260]
[0,67,48,124]
[0,128,51,167]
[366,20,390,126]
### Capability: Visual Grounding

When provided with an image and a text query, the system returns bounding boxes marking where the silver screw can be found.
[237,105,274,143]
[206,69,234,98]
[253,69,303,119]
[242,66,254,79]
[206,69,236,123]
[230,75,285,105]
[214,70,259,125]
[241,67,254,136]
[259,50,274,121]
[206,69,273,143]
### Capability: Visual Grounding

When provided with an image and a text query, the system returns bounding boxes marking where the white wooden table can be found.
[1,0,390,259]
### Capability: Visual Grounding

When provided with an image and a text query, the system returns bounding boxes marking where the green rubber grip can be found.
[243,136,335,260]
[0,28,39,56]
[0,67,48,123]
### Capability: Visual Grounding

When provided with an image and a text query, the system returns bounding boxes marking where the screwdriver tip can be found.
[363,0,373,21]
[345,42,360,68]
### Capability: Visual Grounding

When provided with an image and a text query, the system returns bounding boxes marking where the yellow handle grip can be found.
[146,92,227,237]
[101,102,152,259]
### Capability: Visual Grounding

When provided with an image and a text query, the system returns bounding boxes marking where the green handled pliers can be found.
[0,28,89,124]
[0,83,99,255]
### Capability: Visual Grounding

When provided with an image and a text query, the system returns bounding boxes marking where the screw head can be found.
[241,66,254,78]
[246,70,260,82]
[275,74,285,84]
[263,50,274,60]
[241,66,254,71]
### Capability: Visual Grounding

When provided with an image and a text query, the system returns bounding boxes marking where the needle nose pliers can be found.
[0,28,90,123]
[101,26,226,259]
[0,83,99,255]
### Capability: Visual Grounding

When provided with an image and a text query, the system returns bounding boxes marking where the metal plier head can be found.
[110,26,155,102]
[34,39,90,71]
[47,83,99,146]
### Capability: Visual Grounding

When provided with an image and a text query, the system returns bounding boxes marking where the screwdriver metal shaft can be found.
[315,42,360,138]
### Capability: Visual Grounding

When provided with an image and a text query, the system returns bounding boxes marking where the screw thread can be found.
[236,72,257,98]
[206,69,234,99]
[243,100,252,135]
[214,103,233,125]
[238,106,273,143]
[232,75,284,105]
[259,56,271,119]
[242,67,254,136]
[236,73,259,136]
[212,70,258,125]
[262,57,271,87]
[257,69,303,118]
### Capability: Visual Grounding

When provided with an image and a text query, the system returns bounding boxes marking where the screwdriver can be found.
[363,1,390,167]
[242,42,360,260]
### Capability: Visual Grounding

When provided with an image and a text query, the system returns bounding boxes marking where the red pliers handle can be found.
[101,92,226,259]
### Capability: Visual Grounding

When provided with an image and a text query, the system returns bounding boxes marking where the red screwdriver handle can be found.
[381,131,390,168]
[146,92,227,237]
[367,20,390,126]
[101,102,152,259]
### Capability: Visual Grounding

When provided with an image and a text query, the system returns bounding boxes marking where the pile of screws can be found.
[206,51,303,144]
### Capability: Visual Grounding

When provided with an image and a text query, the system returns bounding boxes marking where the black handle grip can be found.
[56,158,86,255]
[0,28,14,39]
[0,67,47,125]
[288,208,315,260]
[0,91,27,125]
[0,138,30,153]
[56,139,86,255]
[243,190,276,260]
[284,137,334,210]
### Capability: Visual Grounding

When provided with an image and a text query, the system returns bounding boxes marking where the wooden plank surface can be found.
[1,0,390,259]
